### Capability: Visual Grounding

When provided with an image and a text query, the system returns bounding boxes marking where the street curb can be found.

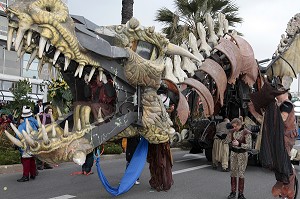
[0,148,182,175]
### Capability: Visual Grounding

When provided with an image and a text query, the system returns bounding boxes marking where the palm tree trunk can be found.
[121,0,134,24]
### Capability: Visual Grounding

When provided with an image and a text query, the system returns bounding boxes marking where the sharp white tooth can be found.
[64,120,69,137]
[45,41,51,52]
[77,119,81,131]
[56,106,62,117]
[4,130,23,148]
[38,36,47,58]
[99,69,103,81]
[22,130,37,147]
[97,107,104,123]
[10,123,23,139]
[41,125,50,145]
[25,119,34,133]
[7,27,14,51]
[17,40,23,58]
[53,49,61,64]
[88,67,96,82]
[14,28,26,51]
[26,30,33,46]
[64,57,70,71]
[26,49,38,71]
[78,65,84,78]
[17,50,26,61]
[74,65,80,77]
[52,125,56,137]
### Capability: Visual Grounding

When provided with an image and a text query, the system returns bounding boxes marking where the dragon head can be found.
[5,0,199,165]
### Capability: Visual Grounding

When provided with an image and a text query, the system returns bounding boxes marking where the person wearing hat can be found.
[249,82,297,199]
[16,106,39,182]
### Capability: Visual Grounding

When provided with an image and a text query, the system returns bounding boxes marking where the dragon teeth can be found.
[26,30,33,47]
[38,36,47,58]
[64,57,70,71]
[7,27,14,51]
[14,28,26,51]
[53,49,61,65]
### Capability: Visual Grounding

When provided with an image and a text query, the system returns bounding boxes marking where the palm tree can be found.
[155,0,243,43]
[121,0,134,24]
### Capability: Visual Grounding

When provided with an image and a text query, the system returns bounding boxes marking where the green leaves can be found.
[155,0,243,43]
[4,79,34,118]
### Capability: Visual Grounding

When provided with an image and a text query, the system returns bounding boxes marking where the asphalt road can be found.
[0,150,299,199]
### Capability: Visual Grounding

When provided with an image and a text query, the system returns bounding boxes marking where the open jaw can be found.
[4,0,202,165]
[6,0,104,80]
[4,0,132,165]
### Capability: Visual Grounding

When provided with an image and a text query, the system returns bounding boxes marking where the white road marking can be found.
[183,154,205,158]
[175,153,205,163]
[49,195,76,199]
[172,165,210,175]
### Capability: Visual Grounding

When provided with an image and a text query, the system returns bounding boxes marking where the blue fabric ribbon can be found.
[95,137,148,196]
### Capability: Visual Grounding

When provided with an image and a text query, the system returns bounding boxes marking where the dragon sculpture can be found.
[4,0,300,194]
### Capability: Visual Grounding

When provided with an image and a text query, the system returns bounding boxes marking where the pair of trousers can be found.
[212,138,229,169]
[21,157,36,177]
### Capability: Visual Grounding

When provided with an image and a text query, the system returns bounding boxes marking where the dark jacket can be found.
[33,102,50,115]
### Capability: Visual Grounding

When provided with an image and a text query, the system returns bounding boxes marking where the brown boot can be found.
[272,181,283,197]
[238,178,245,199]
[227,177,237,199]
[281,169,296,199]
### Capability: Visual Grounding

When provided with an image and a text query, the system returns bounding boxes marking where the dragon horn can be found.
[4,130,23,148]
[166,43,201,63]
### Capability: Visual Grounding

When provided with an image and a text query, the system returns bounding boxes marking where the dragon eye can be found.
[135,40,158,60]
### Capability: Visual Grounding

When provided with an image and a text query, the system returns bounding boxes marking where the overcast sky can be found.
[68,0,300,91]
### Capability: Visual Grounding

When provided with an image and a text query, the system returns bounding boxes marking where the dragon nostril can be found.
[45,6,51,12]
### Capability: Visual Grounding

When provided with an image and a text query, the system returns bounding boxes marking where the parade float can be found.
[3,0,300,197]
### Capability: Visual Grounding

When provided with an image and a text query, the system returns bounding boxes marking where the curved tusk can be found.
[41,125,50,145]
[166,43,201,63]
[64,120,69,137]
[22,130,37,147]
[4,130,23,148]
[10,123,23,139]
